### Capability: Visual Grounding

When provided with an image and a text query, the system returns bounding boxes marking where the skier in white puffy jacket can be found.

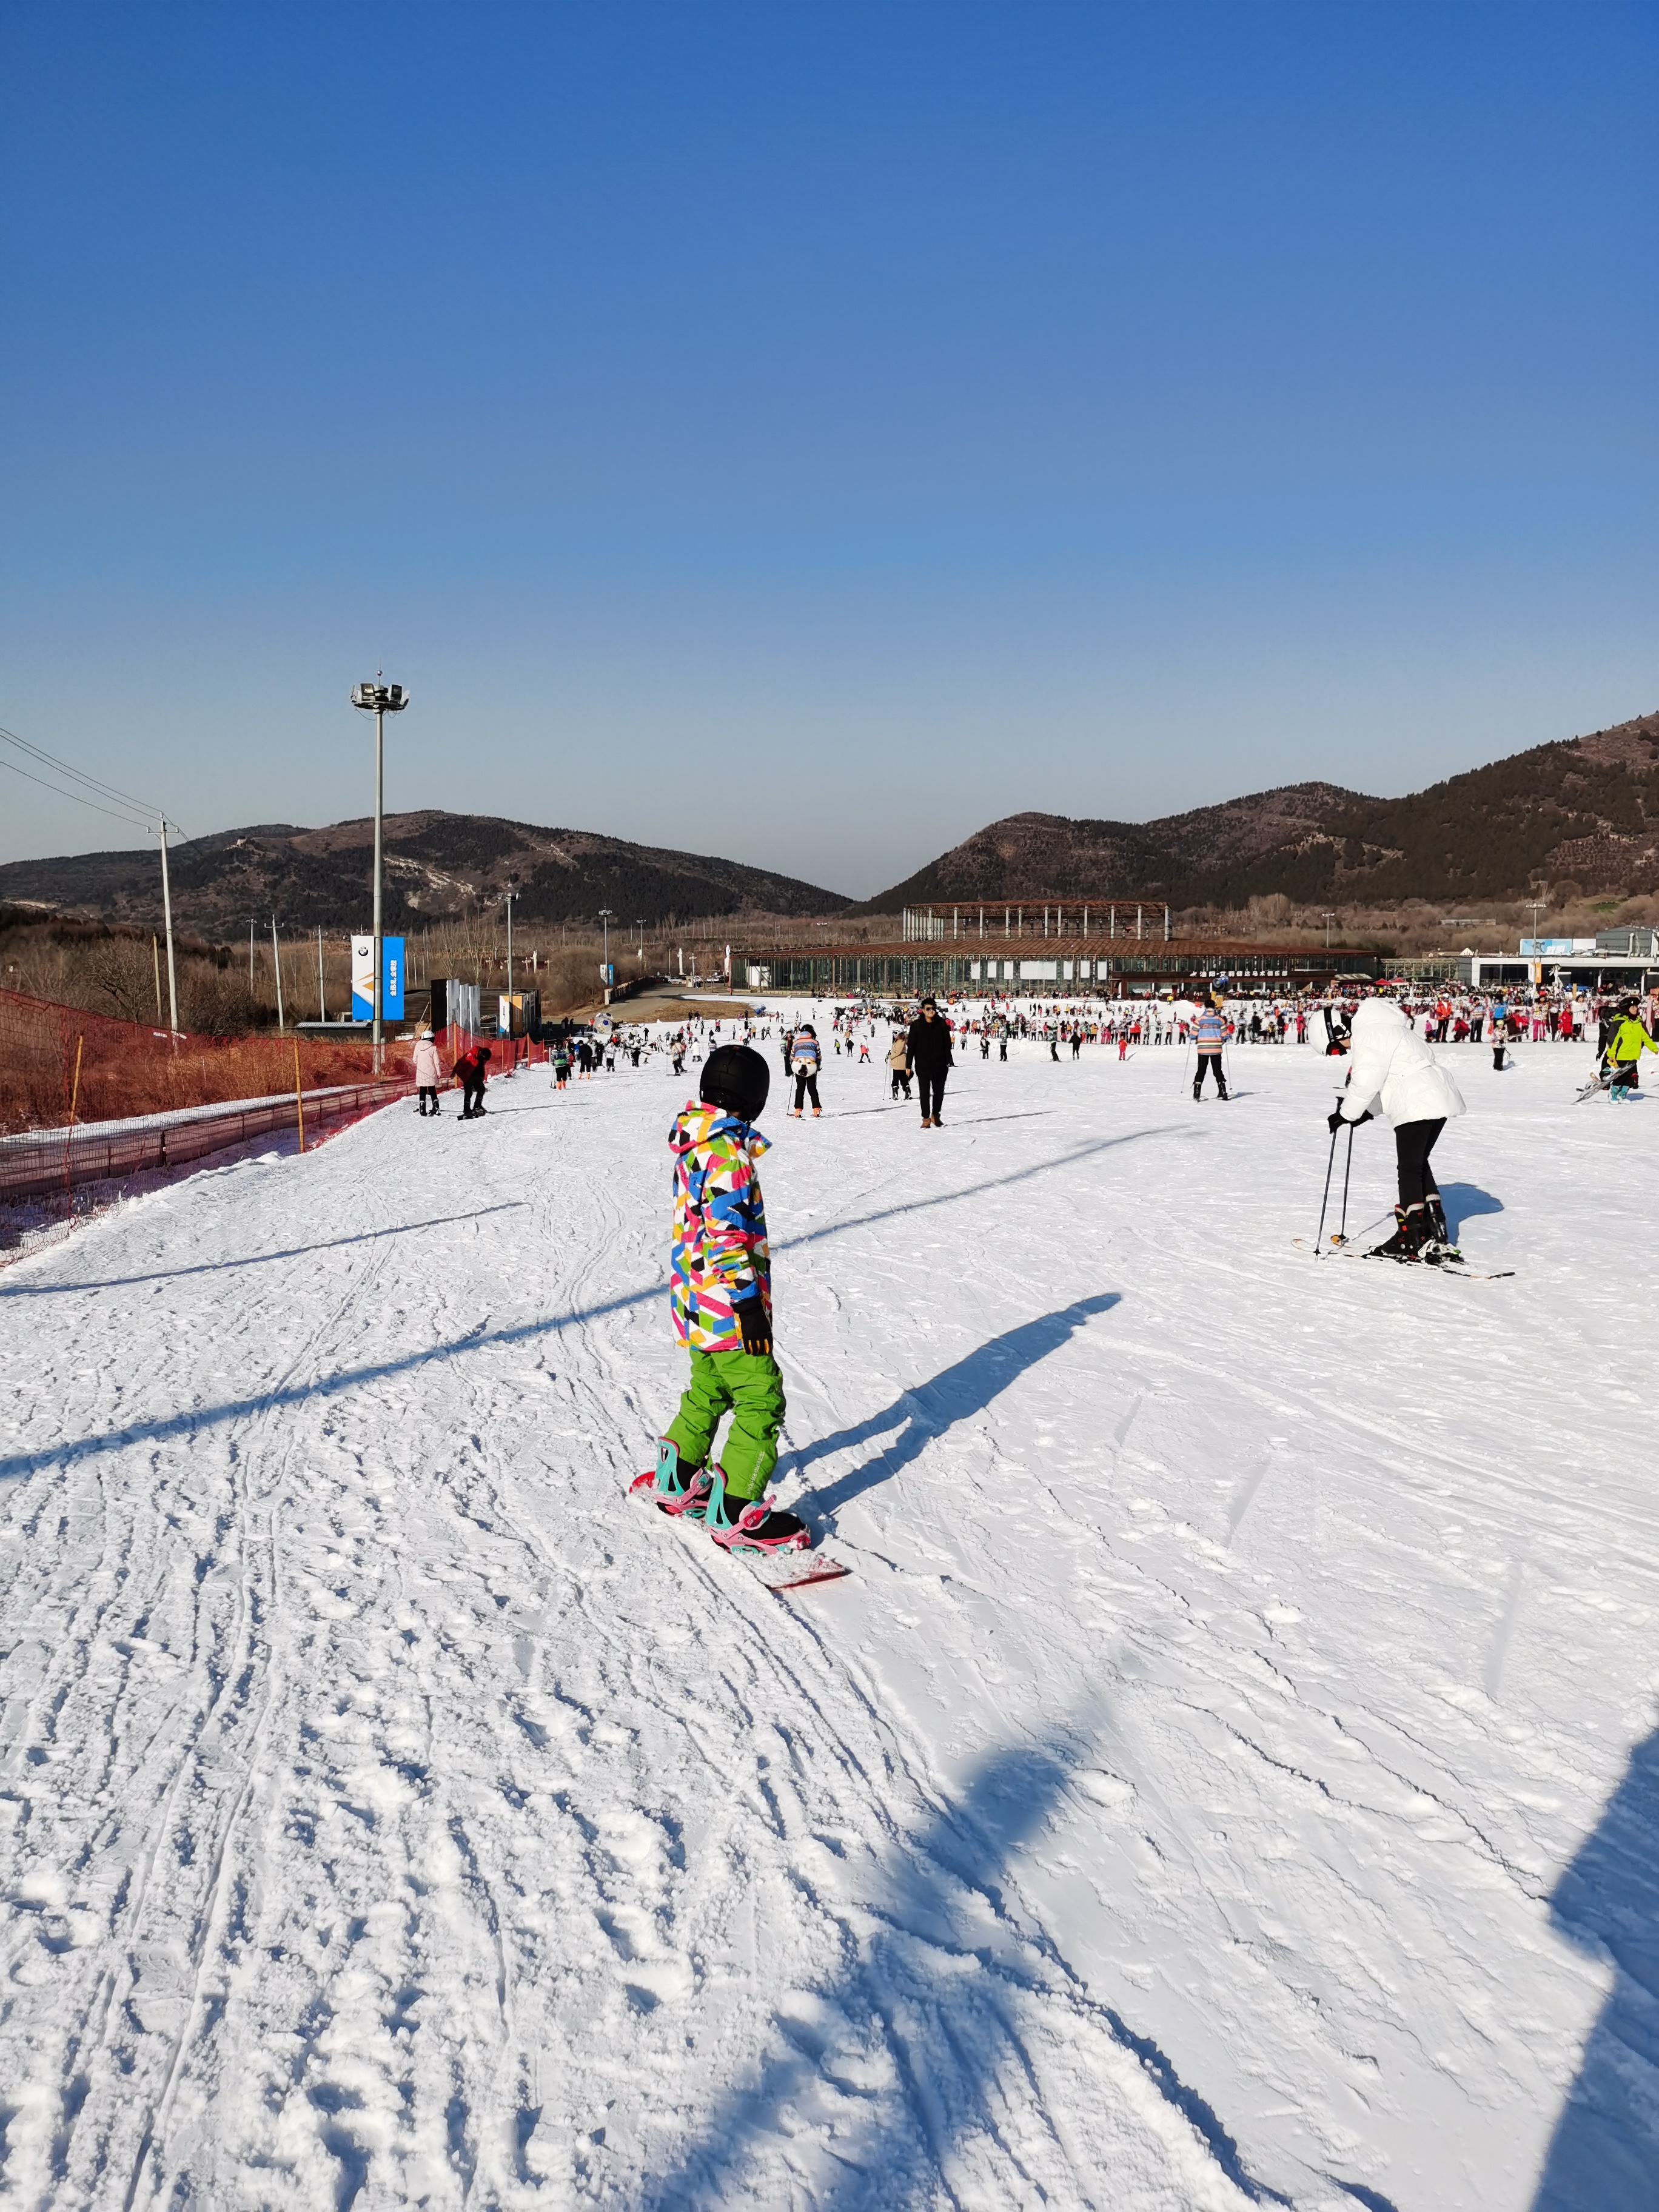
[1332,987,1467,1262]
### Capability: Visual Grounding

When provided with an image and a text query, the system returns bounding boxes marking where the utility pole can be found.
[317,925,326,1021]
[598,908,615,990]
[504,881,517,995]
[157,816,179,1037]
[1322,910,1335,949]
[271,916,284,1031]
[349,674,411,1061]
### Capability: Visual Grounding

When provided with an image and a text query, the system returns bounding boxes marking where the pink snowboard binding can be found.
[629,1439,714,1519]
[705,1478,809,1554]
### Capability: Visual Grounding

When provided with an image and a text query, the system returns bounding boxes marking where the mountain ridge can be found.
[0,811,856,936]
[856,712,1659,912]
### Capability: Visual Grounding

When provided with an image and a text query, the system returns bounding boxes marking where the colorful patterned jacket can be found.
[1194,1009,1227,1049]
[668,1104,771,1352]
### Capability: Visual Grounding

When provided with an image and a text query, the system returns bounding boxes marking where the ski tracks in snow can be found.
[2,1041,1657,2208]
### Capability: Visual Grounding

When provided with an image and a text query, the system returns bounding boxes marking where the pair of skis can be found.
[1291,1235,1513,1280]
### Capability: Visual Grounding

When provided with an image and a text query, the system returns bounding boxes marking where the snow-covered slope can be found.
[1,1019,1653,2209]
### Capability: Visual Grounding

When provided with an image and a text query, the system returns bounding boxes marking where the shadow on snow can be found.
[793,1293,1121,1521]
[1,1133,1173,1484]
[1530,1727,1659,2210]
[638,1727,1282,2208]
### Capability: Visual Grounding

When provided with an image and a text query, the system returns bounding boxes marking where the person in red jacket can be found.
[453,1042,492,1118]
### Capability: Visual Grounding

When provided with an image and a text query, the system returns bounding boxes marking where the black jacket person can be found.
[906,999,954,1127]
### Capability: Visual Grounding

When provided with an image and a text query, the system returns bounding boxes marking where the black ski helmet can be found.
[700,1043,770,1122]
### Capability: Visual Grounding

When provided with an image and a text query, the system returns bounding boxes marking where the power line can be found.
[0,722,161,819]
[0,753,156,834]
[0,724,193,844]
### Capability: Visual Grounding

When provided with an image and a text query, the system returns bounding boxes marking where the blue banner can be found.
[350,936,405,1022]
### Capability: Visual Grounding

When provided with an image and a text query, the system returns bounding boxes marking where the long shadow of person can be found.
[638,1729,1274,2208]
[1532,1727,1659,2210]
[790,1293,1121,1521]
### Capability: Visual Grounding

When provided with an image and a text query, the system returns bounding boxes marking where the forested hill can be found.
[857,712,1659,910]
[0,812,855,934]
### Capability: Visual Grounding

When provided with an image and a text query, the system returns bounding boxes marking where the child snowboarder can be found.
[632,1045,807,1553]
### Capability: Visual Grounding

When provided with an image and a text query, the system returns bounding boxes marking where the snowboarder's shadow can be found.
[1531,1726,1659,2208]
[641,1720,1272,2206]
[1438,1181,1503,1242]
[790,1292,1121,1521]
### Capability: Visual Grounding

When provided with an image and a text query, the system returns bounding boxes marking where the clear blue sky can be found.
[2,2,1654,897]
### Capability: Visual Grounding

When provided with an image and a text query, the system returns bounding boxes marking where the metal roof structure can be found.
[735,933,1381,996]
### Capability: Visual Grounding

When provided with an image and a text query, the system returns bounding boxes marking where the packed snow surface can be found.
[2,1009,1655,2210]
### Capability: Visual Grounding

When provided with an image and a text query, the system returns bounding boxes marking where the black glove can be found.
[1328,1108,1372,1132]
[734,1296,773,1356]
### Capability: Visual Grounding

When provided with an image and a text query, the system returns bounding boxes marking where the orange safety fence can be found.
[0,988,418,1136]
[0,992,563,1218]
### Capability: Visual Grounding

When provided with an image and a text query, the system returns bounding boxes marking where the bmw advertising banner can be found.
[350,936,405,1022]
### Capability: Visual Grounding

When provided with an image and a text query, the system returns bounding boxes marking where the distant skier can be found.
[454,1041,492,1118]
[1604,996,1658,1101]
[907,996,954,1127]
[1330,987,1466,1262]
[634,1044,806,1553]
[887,1030,912,1101]
[1193,999,1228,1099]
[412,1027,443,1117]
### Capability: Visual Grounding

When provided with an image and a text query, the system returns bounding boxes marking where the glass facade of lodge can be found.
[744,945,1381,994]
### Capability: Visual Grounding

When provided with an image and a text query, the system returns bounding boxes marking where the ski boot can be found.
[629,1438,714,1519]
[1419,1196,1464,1266]
[704,1475,809,1555]
[1366,1204,1428,1262]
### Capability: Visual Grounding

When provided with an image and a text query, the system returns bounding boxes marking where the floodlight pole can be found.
[157,816,180,1039]
[505,885,515,996]
[599,908,615,985]
[350,675,411,1062]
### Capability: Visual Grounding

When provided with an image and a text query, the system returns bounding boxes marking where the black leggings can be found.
[793,1071,820,1111]
[1194,1051,1225,1095]
[1394,1118,1444,1209]
[890,1067,911,1098]
[919,1070,947,1119]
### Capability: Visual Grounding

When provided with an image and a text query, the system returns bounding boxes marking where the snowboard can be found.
[628,1472,852,1595]
[1291,1236,1513,1280]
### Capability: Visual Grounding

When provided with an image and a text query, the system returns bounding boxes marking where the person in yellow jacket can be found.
[1606,997,1658,1101]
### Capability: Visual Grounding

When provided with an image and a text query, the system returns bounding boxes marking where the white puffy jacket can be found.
[1341,998,1465,1127]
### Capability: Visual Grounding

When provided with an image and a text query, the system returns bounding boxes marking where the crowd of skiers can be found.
[395,978,1658,1553]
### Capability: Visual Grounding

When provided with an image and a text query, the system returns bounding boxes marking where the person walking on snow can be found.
[633,1045,806,1552]
[887,1030,912,1101]
[789,1025,822,1116]
[907,996,954,1127]
[1193,999,1228,1099]
[1331,986,1466,1262]
[412,1027,443,1116]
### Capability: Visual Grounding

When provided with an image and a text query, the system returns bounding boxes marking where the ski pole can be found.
[1314,1123,1339,1251]
[1334,1121,1355,1244]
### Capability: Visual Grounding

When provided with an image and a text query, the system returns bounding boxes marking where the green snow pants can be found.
[665,1346,786,1501]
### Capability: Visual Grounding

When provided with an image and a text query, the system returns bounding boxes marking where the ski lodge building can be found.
[738,903,1381,998]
